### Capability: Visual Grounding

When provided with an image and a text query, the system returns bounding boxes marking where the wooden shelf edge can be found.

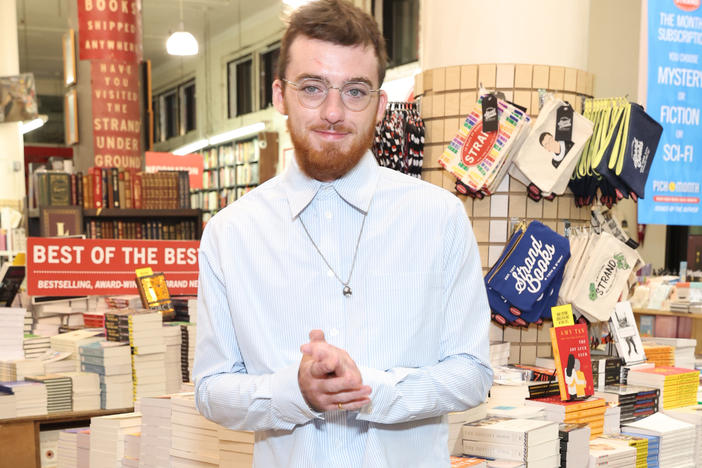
[632,308,702,320]
[83,208,201,217]
[0,407,134,425]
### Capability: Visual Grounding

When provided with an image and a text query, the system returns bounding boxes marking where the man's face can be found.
[273,36,387,181]
[540,133,561,154]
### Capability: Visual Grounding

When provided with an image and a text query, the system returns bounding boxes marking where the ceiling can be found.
[15,0,281,82]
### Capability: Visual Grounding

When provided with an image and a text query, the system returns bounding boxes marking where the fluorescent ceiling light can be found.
[173,139,208,155]
[208,122,266,145]
[19,115,48,135]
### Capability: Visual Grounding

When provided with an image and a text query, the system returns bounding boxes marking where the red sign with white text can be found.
[77,0,143,63]
[145,151,204,189]
[91,61,142,169]
[27,238,199,296]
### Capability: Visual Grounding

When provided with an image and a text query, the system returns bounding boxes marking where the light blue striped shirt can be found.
[194,151,493,467]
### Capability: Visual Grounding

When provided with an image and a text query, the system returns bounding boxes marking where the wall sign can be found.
[27,238,199,296]
[91,61,142,169]
[145,151,204,189]
[639,0,702,225]
[77,0,143,63]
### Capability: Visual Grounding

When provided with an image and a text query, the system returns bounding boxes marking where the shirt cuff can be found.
[357,366,414,417]
[270,362,323,425]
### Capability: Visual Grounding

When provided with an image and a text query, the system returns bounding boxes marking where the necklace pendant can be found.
[343,286,352,297]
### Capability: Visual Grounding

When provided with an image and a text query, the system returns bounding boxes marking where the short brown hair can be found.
[277,0,387,87]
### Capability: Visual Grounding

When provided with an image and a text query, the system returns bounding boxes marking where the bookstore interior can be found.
[1,0,702,467]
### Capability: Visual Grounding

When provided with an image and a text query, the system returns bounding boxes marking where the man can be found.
[194,1,492,466]
[539,131,574,169]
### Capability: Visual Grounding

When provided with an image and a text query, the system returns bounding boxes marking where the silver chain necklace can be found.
[298,211,368,297]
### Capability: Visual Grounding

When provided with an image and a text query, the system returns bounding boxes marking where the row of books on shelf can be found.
[191,187,254,212]
[202,138,260,169]
[84,219,199,240]
[204,163,261,188]
[30,168,191,210]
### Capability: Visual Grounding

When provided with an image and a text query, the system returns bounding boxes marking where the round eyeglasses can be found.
[282,78,381,112]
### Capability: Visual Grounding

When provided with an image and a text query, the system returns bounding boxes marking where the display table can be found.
[0,407,133,468]
[632,308,702,355]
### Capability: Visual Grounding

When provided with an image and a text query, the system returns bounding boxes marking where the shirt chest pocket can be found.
[360,272,443,370]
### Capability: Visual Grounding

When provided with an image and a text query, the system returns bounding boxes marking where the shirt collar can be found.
[282,150,380,218]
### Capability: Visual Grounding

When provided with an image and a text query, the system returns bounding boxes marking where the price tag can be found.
[551,304,575,327]
[482,94,498,133]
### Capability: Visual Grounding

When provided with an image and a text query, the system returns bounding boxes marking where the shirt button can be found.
[327,269,334,277]
[329,328,339,337]
[325,211,332,219]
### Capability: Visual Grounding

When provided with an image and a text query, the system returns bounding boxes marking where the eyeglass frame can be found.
[280,77,382,111]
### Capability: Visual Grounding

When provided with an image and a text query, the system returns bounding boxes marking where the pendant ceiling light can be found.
[167,0,198,56]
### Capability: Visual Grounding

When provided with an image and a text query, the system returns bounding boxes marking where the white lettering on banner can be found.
[121,246,158,264]
[660,105,700,125]
[32,245,86,264]
[662,143,694,162]
[37,280,93,289]
[511,235,556,295]
[164,247,198,265]
[90,246,116,264]
[657,66,702,87]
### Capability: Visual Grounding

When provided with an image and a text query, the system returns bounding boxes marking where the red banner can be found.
[77,0,143,63]
[145,151,204,189]
[27,238,199,296]
[91,60,142,169]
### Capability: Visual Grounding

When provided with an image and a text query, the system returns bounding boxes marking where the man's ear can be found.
[273,79,287,115]
[375,90,388,124]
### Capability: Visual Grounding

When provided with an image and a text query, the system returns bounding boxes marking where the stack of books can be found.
[23,333,51,359]
[24,308,33,334]
[163,323,183,394]
[89,412,142,468]
[489,342,510,368]
[170,393,220,466]
[449,456,487,467]
[0,358,44,380]
[77,429,91,468]
[622,432,659,467]
[663,405,702,466]
[79,341,133,409]
[623,412,696,466]
[63,371,101,411]
[642,344,674,367]
[172,296,198,323]
[105,309,136,343]
[0,307,26,360]
[181,324,196,383]
[600,433,649,467]
[0,390,16,418]
[448,403,488,455]
[603,405,621,434]
[626,366,700,410]
[51,329,104,371]
[485,405,544,420]
[26,374,73,413]
[57,427,88,468]
[138,395,173,468]
[595,384,660,424]
[559,423,590,467]
[121,432,140,467]
[42,350,77,374]
[104,295,142,310]
[82,311,105,329]
[218,427,254,467]
[588,437,637,467]
[524,396,607,438]
[643,337,696,369]
[0,380,47,416]
[128,311,166,400]
[461,417,559,466]
[591,355,623,389]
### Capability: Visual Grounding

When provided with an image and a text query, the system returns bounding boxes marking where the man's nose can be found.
[320,88,345,124]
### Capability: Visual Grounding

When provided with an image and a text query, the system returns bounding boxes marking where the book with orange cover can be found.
[135,271,175,320]
[550,323,594,401]
[524,395,605,414]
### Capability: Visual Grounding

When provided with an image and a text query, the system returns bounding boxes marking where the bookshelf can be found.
[191,131,279,222]
[632,308,702,355]
[83,208,203,240]
[0,407,134,468]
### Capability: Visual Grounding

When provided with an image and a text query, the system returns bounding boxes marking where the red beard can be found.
[288,120,375,181]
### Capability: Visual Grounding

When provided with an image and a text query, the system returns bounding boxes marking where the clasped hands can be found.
[298,329,371,412]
